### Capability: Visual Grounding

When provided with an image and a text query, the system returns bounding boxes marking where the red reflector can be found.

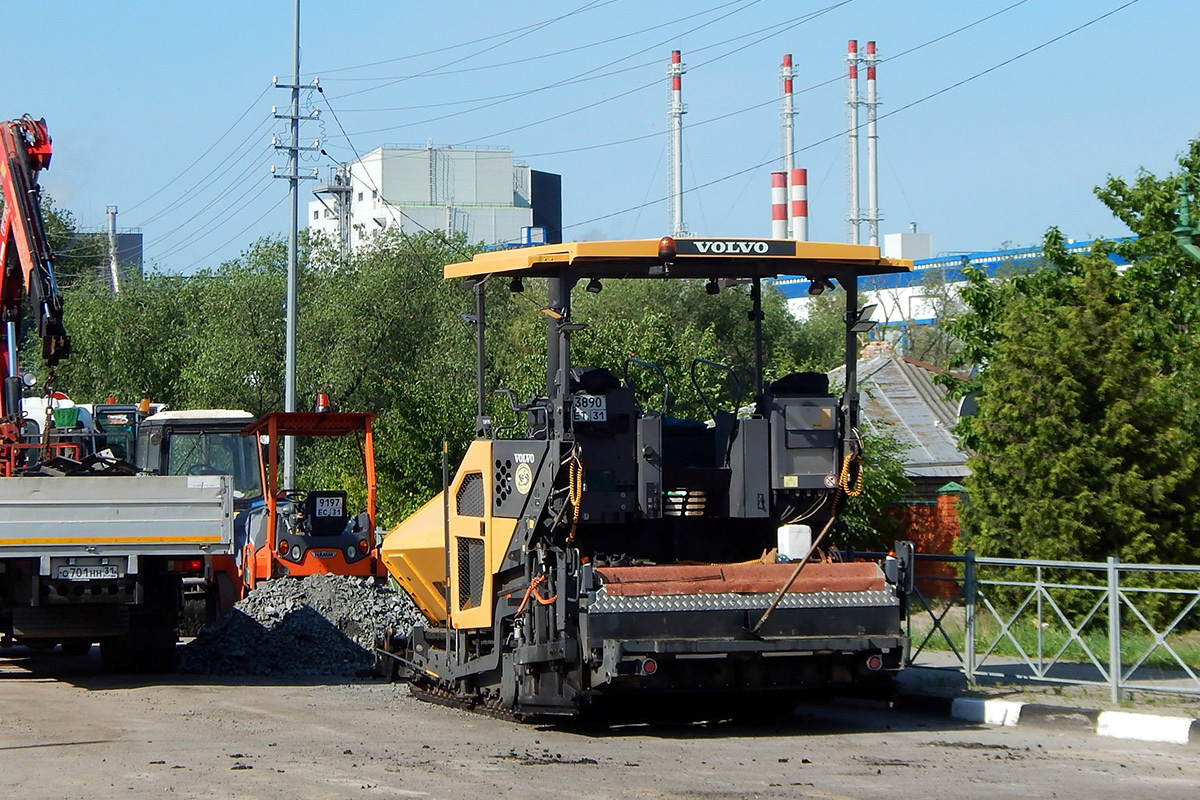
[866,654,883,671]
[642,658,658,675]
[357,538,369,553]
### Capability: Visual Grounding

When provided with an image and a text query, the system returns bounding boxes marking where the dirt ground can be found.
[2,646,1198,800]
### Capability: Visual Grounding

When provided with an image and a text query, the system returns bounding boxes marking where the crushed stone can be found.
[179,574,422,677]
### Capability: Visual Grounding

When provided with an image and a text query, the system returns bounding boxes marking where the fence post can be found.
[1107,556,1122,704]
[964,549,976,686]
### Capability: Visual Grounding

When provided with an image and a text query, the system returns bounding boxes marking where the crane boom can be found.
[0,116,69,424]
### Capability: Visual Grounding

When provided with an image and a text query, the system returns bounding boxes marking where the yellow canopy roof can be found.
[445,237,912,281]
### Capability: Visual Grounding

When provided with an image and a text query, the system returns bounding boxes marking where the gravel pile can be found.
[179,574,423,677]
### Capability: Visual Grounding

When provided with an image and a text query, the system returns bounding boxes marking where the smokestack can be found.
[781,54,795,237]
[866,41,879,246]
[771,171,787,239]
[846,40,860,245]
[667,50,687,237]
[790,168,808,242]
[106,204,121,293]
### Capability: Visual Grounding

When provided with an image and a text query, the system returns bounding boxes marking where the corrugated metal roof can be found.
[829,347,969,479]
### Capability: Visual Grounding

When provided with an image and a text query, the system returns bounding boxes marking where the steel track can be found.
[407,680,530,724]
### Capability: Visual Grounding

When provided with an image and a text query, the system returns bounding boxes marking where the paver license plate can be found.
[56,565,121,580]
[572,394,607,422]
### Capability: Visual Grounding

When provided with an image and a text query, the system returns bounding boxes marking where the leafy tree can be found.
[960,229,1200,566]
[40,197,108,288]
[36,272,201,405]
[838,431,913,551]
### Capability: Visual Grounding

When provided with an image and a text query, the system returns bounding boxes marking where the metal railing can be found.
[880,551,1200,702]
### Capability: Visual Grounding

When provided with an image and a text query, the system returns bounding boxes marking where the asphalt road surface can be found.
[1,647,1196,800]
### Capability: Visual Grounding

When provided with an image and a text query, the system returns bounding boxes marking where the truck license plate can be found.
[56,565,121,580]
[572,394,607,422]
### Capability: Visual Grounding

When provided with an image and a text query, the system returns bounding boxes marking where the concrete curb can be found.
[899,694,1200,747]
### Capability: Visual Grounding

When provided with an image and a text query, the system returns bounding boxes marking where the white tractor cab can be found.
[134,410,263,510]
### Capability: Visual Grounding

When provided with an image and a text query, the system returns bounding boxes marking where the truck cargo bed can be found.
[0,475,233,558]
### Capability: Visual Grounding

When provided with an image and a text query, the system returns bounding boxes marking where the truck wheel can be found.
[100,638,135,672]
[60,639,93,657]
[140,644,176,674]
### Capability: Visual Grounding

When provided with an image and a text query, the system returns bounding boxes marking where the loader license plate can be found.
[314,496,344,517]
[572,395,607,422]
[56,565,121,581]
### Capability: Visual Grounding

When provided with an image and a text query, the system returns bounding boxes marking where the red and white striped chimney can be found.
[668,50,686,237]
[781,54,795,237]
[846,39,860,245]
[865,40,879,246]
[790,168,808,242]
[771,171,787,239]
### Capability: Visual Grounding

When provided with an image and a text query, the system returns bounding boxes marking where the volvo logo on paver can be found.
[676,239,792,256]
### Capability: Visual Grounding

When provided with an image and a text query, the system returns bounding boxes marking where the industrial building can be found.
[775,236,1125,327]
[308,143,562,253]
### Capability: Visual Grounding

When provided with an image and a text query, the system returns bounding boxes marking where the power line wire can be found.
[448,1,846,147]
[560,0,1143,233]
[124,84,272,215]
[151,146,277,257]
[338,0,829,141]
[178,192,290,272]
[306,0,625,77]
[334,0,620,101]
[136,114,275,227]
[517,0,1032,159]
[323,0,751,87]
[151,176,277,264]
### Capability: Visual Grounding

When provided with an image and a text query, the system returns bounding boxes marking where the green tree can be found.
[838,431,913,551]
[961,229,1200,566]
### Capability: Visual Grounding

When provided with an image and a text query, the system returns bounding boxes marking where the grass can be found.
[908,604,1200,673]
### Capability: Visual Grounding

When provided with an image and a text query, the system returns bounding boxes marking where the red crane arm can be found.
[0,116,69,420]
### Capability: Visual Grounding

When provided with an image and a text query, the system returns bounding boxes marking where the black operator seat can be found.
[302,490,350,537]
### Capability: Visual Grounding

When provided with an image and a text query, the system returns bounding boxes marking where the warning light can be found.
[657,237,676,262]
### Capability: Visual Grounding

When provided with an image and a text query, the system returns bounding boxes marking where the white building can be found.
[308,143,562,252]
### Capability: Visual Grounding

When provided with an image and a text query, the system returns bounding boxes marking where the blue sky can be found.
[4,0,1195,272]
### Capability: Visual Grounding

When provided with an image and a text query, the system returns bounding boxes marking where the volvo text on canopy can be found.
[377,237,916,721]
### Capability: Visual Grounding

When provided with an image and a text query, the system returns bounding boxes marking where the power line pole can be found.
[272,0,318,488]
